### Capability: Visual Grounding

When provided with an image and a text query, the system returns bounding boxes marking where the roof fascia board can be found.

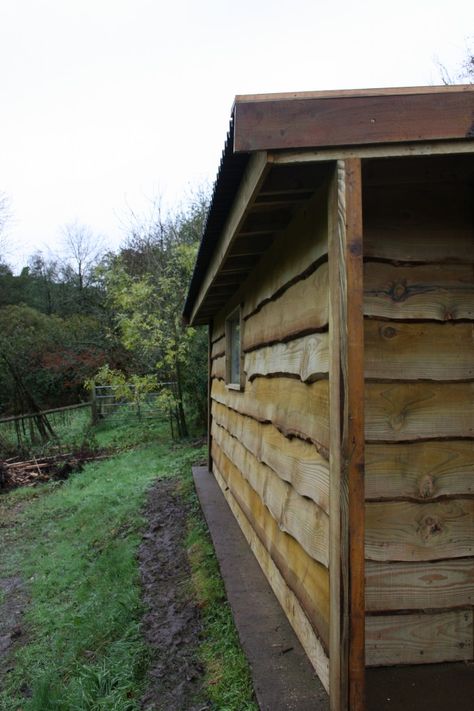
[233,88,474,153]
[189,150,271,325]
[270,139,474,165]
[234,84,474,104]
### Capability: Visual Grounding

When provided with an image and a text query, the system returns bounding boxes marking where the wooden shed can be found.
[183,85,474,711]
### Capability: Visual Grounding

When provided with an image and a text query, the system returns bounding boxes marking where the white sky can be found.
[0,0,472,270]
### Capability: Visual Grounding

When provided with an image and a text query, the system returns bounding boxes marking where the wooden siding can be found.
[209,190,331,692]
[364,157,474,667]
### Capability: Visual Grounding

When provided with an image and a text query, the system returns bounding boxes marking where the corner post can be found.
[328,158,365,711]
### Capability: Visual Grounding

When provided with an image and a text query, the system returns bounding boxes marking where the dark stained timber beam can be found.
[328,158,365,711]
[233,88,474,152]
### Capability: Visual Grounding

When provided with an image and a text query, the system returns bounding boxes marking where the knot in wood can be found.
[381,326,397,339]
[419,515,443,541]
[419,474,435,499]
[390,412,405,431]
[391,281,407,302]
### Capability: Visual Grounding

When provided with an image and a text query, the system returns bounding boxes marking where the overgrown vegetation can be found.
[0,193,209,441]
[0,419,257,710]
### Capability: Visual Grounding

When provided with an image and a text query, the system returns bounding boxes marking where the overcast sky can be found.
[0,0,472,270]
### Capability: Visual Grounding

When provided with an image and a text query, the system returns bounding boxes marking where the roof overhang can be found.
[183,85,474,325]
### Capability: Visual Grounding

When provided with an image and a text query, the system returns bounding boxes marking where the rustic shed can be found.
[183,85,474,711]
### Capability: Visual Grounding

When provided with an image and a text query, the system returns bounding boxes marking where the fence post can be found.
[91,385,99,425]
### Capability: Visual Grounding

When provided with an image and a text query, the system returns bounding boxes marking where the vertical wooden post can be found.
[91,384,98,425]
[208,321,213,474]
[328,159,365,711]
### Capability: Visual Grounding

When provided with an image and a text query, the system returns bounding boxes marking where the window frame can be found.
[225,305,244,390]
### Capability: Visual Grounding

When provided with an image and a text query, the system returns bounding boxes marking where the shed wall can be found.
[362,156,474,666]
[209,185,332,690]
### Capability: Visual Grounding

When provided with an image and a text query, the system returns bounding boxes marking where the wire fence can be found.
[92,383,177,422]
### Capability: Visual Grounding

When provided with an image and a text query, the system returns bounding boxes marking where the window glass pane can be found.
[229,314,240,384]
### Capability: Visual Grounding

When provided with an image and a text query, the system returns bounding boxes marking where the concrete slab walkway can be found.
[193,465,329,711]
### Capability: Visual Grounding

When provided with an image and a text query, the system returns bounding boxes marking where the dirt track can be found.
[139,478,209,711]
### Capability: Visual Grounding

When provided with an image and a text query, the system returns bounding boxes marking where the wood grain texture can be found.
[212,463,330,691]
[365,382,474,441]
[365,320,474,381]
[365,229,474,264]
[212,421,329,566]
[211,377,330,449]
[211,355,225,380]
[211,334,225,358]
[271,140,474,166]
[243,332,329,383]
[210,183,329,340]
[208,324,213,473]
[213,449,330,649]
[243,263,328,351]
[365,609,473,666]
[365,441,474,501]
[364,263,474,321]
[212,401,329,512]
[233,91,474,152]
[242,185,329,317]
[365,558,474,611]
[365,499,474,562]
[362,153,474,187]
[363,181,474,263]
[328,159,365,710]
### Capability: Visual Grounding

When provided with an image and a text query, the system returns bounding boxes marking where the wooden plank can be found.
[242,184,329,317]
[189,151,270,325]
[364,263,474,320]
[211,355,225,380]
[207,324,213,473]
[211,334,225,358]
[233,91,474,152]
[236,85,474,103]
[365,609,473,666]
[365,558,474,611]
[366,499,474,562]
[364,181,473,256]
[365,382,474,441]
[212,446,330,645]
[271,139,474,165]
[362,153,474,187]
[213,463,330,691]
[211,377,330,450]
[209,183,329,341]
[365,321,474,381]
[244,333,329,382]
[328,159,365,711]
[212,401,329,512]
[365,441,474,501]
[212,422,329,566]
[212,449,330,643]
[243,264,328,351]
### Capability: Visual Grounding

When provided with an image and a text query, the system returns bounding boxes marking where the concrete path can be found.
[193,466,329,711]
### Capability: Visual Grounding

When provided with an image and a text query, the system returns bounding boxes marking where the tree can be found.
[59,221,105,297]
[438,40,473,84]
[101,194,210,437]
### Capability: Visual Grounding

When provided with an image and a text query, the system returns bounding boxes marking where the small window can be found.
[225,307,243,389]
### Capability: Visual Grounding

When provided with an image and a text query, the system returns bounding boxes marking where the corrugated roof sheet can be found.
[182,118,249,323]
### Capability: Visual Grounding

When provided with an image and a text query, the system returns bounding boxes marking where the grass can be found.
[0,419,257,711]
[183,478,258,711]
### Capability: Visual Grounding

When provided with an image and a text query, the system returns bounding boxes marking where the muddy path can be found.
[0,503,29,692]
[139,478,209,711]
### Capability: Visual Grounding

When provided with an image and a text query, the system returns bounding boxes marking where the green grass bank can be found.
[0,420,257,710]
